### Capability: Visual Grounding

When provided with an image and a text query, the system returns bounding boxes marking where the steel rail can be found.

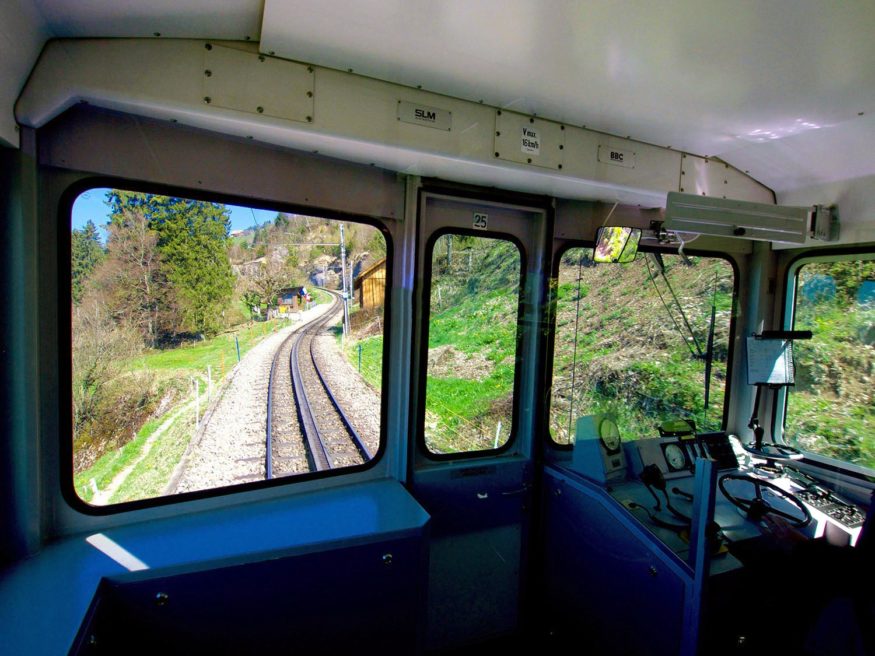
[290,308,333,471]
[309,324,373,462]
[268,289,370,476]
[265,328,299,479]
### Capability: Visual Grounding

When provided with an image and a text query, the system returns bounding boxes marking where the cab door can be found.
[409,190,549,650]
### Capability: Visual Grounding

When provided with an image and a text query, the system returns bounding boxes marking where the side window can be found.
[783,256,875,470]
[71,188,386,507]
[423,233,522,455]
[549,248,734,444]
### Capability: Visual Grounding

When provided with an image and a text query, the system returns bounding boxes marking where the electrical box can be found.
[569,415,627,484]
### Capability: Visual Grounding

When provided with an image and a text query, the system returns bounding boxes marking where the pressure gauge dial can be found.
[598,417,621,454]
[664,443,687,471]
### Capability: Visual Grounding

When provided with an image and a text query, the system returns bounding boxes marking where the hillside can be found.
[400,237,735,453]
[550,250,733,443]
[786,260,875,469]
[424,236,521,453]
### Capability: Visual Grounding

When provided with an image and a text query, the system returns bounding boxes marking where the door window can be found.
[423,233,522,455]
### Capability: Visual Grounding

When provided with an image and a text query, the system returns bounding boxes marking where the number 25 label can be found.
[473,213,488,230]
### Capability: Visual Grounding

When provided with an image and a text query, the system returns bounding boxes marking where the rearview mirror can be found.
[593,227,641,263]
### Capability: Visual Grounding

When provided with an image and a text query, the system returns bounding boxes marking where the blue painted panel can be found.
[413,458,531,650]
[541,468,687,655]
[414,458,530,536]
[0,480,429,654]
[76,537,426,655]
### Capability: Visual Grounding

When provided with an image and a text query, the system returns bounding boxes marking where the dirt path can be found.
[90,403,189,505]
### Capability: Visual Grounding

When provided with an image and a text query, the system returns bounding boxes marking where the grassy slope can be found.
[550,252,734,443]
[787,300,874,469]
[75,316,289,504]
[424,287,518,453]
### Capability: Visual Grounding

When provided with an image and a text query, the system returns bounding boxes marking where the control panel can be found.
[795,488,865,529]
[636,432,738,479]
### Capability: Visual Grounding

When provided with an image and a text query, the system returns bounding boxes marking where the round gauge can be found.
[598,417,621,453]
[664,443,687,471]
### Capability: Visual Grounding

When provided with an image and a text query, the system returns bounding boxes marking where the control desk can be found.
[571,417,865,555]
[562,417,871,654]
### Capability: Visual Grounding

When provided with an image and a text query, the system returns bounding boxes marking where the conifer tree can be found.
[106,191,234,336]
[71,220,105,304]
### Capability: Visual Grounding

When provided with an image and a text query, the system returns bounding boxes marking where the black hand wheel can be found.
[718,473,811,528]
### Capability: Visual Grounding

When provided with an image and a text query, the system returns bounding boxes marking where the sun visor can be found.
[664,192,836,244]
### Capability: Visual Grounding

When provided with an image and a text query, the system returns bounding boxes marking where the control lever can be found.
[628,502,687,532]
[641,464,666,490]
[640,464,665,510]
[641,465,691,523]
[672,487,694,501]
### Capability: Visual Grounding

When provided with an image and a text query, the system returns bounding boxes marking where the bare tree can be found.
[248,256,294,312]
[91,209,170,345]
[72,294,145,468]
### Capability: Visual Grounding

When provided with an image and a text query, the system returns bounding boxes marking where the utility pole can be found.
[339,224,351,336]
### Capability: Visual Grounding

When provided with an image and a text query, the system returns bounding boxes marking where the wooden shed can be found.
[276,286,307,314]
[354,258,386,310]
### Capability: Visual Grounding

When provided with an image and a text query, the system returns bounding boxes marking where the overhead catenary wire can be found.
[644,253,704,359]
[566,250,587,442]
[702,271,718,425]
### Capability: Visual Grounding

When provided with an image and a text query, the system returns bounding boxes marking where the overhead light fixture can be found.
[663,192,836,244]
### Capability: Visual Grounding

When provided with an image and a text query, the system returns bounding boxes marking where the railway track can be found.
[266,290,373,479]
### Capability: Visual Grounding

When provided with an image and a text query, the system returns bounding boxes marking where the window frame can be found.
[544,241,739,448]
[775,248,875,478]
[416,226,528,460]
[61,177,393,515]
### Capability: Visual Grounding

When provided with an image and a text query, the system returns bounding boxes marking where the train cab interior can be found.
[1,2,874,654]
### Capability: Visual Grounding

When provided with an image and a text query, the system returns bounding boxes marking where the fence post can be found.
[235,335,241,362]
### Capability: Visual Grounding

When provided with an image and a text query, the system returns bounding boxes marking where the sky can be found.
[71,188,278,240]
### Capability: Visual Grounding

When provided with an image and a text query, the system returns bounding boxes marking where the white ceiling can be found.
[259,0,875,195]
[14,0,875,196]
[33,0,264,40]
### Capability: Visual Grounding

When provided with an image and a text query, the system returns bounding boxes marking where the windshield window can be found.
[783,256,875,470]
[70,188,386,507]
[549,249,734,444]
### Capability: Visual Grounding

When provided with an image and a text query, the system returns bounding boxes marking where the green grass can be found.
[74,415,163,502]
[110,402,197,503]
[133,318,286,379]
[428,289,518,363]
[786,298,875,470]
[76,317,291,504]
[344,335,383,388]
[310,288,332,305]
[424,282,519,453]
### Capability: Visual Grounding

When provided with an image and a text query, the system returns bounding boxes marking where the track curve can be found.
[266,290,372,479]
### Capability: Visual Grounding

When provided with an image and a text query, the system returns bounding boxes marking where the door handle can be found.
[501,483,532,496]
